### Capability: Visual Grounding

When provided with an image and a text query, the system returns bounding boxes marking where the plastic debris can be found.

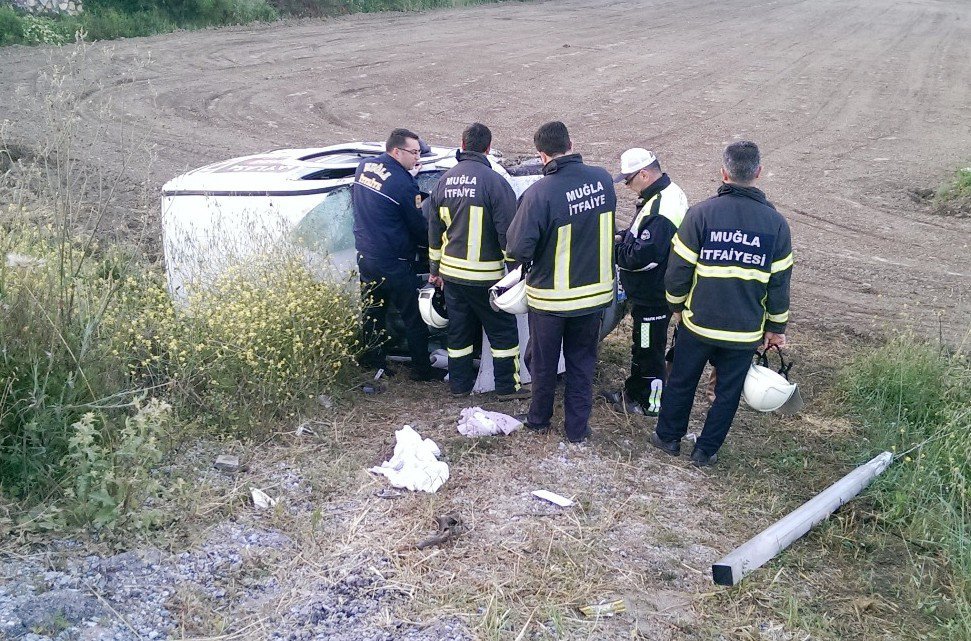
[531,489,574,507]
[457,407,523,437]
[295,422,317,437]
[250,487,277,509]
[416,513,464,549]
[579,599,627,618]
[316,394,333,409]
[213,454,239,472]
[369,425,449,493]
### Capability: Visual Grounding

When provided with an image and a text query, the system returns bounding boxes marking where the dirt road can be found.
[1,0,969,341]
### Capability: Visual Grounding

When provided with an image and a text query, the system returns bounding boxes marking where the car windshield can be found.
[290,170,445,257]
[291,187,355,255]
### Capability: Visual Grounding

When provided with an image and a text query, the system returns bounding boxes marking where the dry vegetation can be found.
[2,40,968,641]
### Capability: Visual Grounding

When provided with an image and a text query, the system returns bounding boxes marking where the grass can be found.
[0,40,363,533]
[936,167,971,203]
[839,334,971,639]
[0,0,518,47]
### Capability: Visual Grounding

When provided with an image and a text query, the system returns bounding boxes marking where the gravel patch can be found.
[1,520,472,641]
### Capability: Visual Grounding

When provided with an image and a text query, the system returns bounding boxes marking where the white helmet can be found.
[489,266,528,315]
[742,348,804,414]
[418,285,448,329]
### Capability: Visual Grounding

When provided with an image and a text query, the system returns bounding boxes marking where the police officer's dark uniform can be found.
[352,150,438,380]
[615,173,688,414]
[506,154,617,442]
[656,182,793,460]
[426,150,523,396]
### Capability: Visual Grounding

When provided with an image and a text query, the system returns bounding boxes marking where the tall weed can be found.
[841,336,971,637]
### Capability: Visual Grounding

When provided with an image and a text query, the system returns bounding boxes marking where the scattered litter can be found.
[369,425,449,493]
[316,394,333,409]
[457,407,523,437]
[374,487,404,499]
[579,599,627,618]
[362,384,384,395]
[374,369,385,381]
[295,422,317,437]
[685,433,697,443]
[250,487,277,509]
[416,512,464,549]
[213,454,239,472]
[6,252,46,268]
[531,489,574,507]
[429,349,448,369]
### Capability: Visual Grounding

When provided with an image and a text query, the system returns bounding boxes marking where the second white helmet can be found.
[742,348,804,414]
[418,285,448,329]
[489,265,528,315]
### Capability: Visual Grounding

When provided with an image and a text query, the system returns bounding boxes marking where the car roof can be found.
[162,142,462,194]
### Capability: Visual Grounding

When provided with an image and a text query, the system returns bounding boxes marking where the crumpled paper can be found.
[370,425,449,493]
[457,407,523,437]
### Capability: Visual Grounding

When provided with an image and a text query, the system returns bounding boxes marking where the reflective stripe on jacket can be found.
[426,151,518,286]
[506,154,618,317]
[665,183,793,349]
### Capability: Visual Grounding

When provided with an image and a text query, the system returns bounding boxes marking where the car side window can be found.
[416,171,445,194]
[291,186,355,255]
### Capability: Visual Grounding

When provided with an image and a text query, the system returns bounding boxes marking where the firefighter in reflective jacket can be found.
[610,148,689,416]
[506,121,617,443]
[425,123,528,400]
[651,141,793,467]
[352,127,443,382]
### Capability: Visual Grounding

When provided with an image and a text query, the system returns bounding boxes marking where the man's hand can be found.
[763,332,787,349]
[428,275,444,288]
[672,311,682,326]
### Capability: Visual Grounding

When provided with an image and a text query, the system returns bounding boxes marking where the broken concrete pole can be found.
[712,451,893,586]
[214,454,240,472]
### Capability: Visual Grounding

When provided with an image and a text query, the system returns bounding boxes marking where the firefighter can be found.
[352,128,444,382]
[506,121,617,443]
[652,141,793,466]
[607,147,689,416]
[425,122,529,400]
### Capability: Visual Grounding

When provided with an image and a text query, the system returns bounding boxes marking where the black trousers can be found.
[443,281,521,395]
[525,310,602,441]
[655,327,754,456]
[624,305,671,413]
[358,254,431,374]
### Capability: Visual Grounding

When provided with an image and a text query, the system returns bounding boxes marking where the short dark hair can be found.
[646,160,661,174]
[462,122,492,153]
[386,128,419,152]
[533,121,572,156]
[723,141,761,183]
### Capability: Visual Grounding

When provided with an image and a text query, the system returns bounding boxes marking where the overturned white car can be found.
[161,142,626,390]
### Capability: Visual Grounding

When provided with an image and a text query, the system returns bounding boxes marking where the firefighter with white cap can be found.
[605,147,689,416]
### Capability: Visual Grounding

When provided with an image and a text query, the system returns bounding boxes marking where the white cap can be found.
[614,147,658,183]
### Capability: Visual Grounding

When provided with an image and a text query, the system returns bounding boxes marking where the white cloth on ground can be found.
[457,407,523,437]
[369,425,449,493]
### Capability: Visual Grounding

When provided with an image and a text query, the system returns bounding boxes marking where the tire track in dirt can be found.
[1,0,969,341]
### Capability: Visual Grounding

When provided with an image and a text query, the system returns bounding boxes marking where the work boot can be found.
[451,387,472,398]
[690,448,718,467]
[514,414,550,434]
[649,431,681,456]
[567,427,593,444]
[411,368,447,382]
[600,390,645,416]
[497,386,532,402]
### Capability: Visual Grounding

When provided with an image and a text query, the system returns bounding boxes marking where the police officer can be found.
[608,148,689,416]
[652,141,793,466]
[506,122,617,443]
[425,123,529,400]
[352,128,443,382]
